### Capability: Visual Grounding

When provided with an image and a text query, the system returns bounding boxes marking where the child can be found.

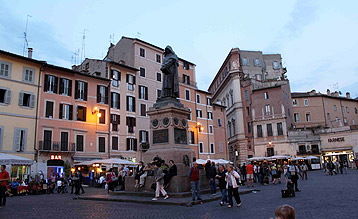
[274,205,295,219]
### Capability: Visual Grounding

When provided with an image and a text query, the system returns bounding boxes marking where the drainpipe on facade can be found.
[107,65,111,159]
[206,98,210,158]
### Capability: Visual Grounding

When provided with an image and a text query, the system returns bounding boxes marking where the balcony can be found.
[178,76,197,88]
[39,141,75,152]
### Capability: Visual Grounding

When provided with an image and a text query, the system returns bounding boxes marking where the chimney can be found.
[327,89,330,95]
[346,92,351,99]
[28,48,33,59]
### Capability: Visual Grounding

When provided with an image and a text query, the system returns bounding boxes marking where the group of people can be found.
[324,160,348,176]
[106,165,130,192]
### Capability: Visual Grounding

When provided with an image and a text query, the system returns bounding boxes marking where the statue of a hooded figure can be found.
[160,46,179,98]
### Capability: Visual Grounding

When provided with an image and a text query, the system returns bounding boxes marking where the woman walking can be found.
[152,163,169,201]
[225,164,242,208]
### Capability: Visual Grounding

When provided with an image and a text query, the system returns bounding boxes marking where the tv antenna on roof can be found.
[80,29,88,63]
[23,15,32,56]
[109,33,115,44]
[136,32,142,38]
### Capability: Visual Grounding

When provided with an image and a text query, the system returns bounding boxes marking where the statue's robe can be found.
[160,46,179,98]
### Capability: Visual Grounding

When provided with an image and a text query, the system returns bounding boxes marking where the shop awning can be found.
[0,153,33,165]
[270,155,291,160]
[320,147,352,152]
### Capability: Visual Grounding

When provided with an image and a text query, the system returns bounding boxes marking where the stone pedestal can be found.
[143,97,196,176]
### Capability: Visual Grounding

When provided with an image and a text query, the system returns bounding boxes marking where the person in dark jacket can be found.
[209,161,217,195]
[189,162,202,202]
[241,163,247,185]
[205,160,211,178]
[216,164,228,206]
[135,161,145,188]
[164,160,177,188]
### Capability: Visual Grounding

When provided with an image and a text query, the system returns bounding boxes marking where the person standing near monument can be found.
[152,163,169,201]
[188,162,202,202]
[209,161,217,195]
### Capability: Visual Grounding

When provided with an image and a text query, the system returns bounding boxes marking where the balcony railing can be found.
[39,141,75,152]
[178,76,197,88]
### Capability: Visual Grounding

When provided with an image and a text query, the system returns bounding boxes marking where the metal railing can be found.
[39,141,75,152]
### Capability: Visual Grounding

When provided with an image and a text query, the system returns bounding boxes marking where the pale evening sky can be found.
[1,0,357,97]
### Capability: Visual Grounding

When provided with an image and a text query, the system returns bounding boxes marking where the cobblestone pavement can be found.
[1,170,357,219]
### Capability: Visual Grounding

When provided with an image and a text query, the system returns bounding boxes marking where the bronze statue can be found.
[160,46,179,98]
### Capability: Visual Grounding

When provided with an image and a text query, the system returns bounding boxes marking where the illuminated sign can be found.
[51,155,62,160]
[328,137,345,143]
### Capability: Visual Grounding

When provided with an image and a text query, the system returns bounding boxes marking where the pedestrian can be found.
[0,165,9,207]
[205,160,211,179]
[106,169,117,192]
[339,160,344,174]
[258,163,264,185]
[301,163,308,180]
[189,162,202,202]
[152,163,169,201]
[72,172,80,195]
[78,171,85,194]
[263,162,270,185]
[164,160,177,188]
[216,165,227,206]
[56,178,62,193]
[283,163,289,184]
[343,161,348,174]
[334,160,339,174]
[288,161,300,192]
[253,163,259,183]
[209,161,217,195]
[225,164,241,208]
[241,163,247,185]
[277,163,282,184]
[246,162,254,187]
[274,204,295,219]
[271,164,278,185]
[135,161,145,188]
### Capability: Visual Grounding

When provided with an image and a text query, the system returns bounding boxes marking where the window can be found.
[294,113,300,122]
[139,48,145,57]
[246,107,250,116]
[207,97,211,105]
[126,138,137,151]
[60,132,69,151]
[334,105,337,111]
[292,99,297,106]
[59,78,72,96]
[257,125,263,137]
[14,128,27,152]
[298,145,306,154]
[244,90,249,101]
[230,93,234,105]
[228,122,232,137]
[127,74,135,91]
[156,54,161,63]
[346,107,349,113]
[189,131,195,144]
[254,58,261,67]
[209,125,213,134]
[76,135,84,152]
[59,104,73,120]
[207,112,213,120]
[196,94,201,103]
[219,142,223,153]
[277,122,283,136]
[336,117,339,122]
[156,72,161,82]
[264,92,269,100]
[248,122,251,133]
[126,117,136,133]
[98,137,105,153]
[265,104,271,115]
[306,113,311,122]
[157,89,162,99]
[97,85,108,104]
[139,130,149,143]
[344,117,347,124]
[0,61,11,78]
[232,119,236,135]
[218,119,222,127]
[210,143,215,154]
[43,130,52,150]
[355,108,358,114]
[267,148,274,157]
[23,67,34,83]
[304,99,309,106]
[327,113,330,121]
[75,80,87,101]
[311,145,319,154]
[185,89,190,100]
[112,136,119,150]
[45,101,54,118]
[273,61,280,69]
[183,62,190,70]
[85,63,89,70]
[111,70,120,87]
[76,106,86,121]
[44,75,58,93]
[140,104,146,116]
[126,96,135,112]
[199,142,204,153]
[99,109,106,124]
[19,92,35,108]
[111,114,120,131]
[241,58,249,66]
[0,88,11,104]
[139,67,146,77]
[111,92,120,109]
[196,109,202,118]
[139,85,148,100]
[188,108,192,120]
[183,74,190,85]
[267,124,273,136]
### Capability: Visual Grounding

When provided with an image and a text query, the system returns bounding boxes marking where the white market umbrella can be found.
[216,159,231,164]
[195,159,207,165]
[270,155,291,160]
[291,156,305,161]
[96,158,137,165]
[304,156,320,160]
[0,153,33,165]
[247,156,270,161]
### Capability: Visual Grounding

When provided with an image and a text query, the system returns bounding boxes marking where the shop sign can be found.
[51,155,62,160]
[328,137,345,143]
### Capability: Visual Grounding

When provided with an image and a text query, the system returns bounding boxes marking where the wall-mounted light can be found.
[92,106,99,115]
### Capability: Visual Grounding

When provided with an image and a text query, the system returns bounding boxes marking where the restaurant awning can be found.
[0,153,33,165]
[320,147,352,152]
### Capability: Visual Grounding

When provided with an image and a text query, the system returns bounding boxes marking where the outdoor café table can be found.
[7,185,30,194]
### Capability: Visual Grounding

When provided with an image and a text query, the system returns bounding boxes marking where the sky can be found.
[1,0,358,98]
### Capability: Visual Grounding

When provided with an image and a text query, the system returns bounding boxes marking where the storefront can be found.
[0,153,33,181]
[321,147,354,166]
[47,155,65,179]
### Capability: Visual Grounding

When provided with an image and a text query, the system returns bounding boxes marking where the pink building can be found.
[37,64,110,178]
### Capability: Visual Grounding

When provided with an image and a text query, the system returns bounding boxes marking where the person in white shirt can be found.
[288,161,300,192]
[225,164,242,208]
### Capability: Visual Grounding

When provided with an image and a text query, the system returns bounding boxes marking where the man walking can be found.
[0,165,10,207]
[216,165,227,206]
[189,162,202,202]
[289,162,300,192]
[209,161,217,195]
[246,162,254,187]
[301,163,308,180]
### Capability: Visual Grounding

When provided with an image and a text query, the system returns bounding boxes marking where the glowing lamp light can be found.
[92,170,95,172]
[97,113,102,118]
[94,107,98,111]
[71,168,75,172]
[268,141,272,145]
[96,164,100,167]
[200,127,204,131]
[77,167,81,170]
